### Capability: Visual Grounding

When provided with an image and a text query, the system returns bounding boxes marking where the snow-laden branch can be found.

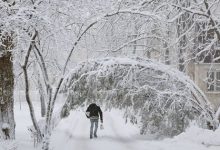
[110,35,167,52]
[169,3,208,18]
[62,21,98,74]
[60,57,215,137]
[203,0,220,40]
[22,30,38,67]
[34,45,51,93]
[62,7,164,74]
[195,37,218,57]
[21,30,43,140]
[105,9,162,21]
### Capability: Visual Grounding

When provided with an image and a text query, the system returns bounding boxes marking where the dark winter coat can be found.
[86,103,103,122]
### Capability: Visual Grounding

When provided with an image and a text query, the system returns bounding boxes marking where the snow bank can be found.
[173,125,220,147]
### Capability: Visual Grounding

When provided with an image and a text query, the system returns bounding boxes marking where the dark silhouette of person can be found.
[86,103,103,139]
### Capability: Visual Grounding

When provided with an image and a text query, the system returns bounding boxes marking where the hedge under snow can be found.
[60,57,215,137]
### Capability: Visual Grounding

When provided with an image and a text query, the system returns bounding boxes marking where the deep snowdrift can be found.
[60,57,215,137]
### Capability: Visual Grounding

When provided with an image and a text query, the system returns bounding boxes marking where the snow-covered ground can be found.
[50,110,220,150]
[1,101,220,150]
[0,100,42,150]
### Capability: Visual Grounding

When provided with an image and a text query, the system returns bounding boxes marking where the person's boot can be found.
[90,135,93,139]
[94,134,97,138]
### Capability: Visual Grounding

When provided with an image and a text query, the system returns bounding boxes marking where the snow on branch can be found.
[60,57,215,137]
[106,9,162,21]
[111,35,167,52]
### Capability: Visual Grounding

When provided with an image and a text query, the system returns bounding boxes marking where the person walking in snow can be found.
[86,103,103,139]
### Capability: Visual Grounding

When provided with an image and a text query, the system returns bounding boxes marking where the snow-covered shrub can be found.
[60,57,215,137]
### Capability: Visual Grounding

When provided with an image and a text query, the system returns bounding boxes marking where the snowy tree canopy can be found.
[60,57,215,137]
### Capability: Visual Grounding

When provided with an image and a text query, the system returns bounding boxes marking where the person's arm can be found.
[86,106,91,118]
[98,107,103,123]
[86,106,90,112]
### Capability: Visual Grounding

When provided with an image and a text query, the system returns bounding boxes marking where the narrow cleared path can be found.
[50,110,140,150]
[50,110,220,150]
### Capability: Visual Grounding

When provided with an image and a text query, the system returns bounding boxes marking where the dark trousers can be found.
[90,119,98,137]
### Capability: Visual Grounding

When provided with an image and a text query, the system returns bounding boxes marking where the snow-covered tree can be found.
[80,0,220,122]
[61,57,215,137]
[0,37,15,140]
[0,0,16,140]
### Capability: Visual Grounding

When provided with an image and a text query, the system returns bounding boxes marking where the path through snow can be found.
[50,110,220,150]
[50,110,140,150]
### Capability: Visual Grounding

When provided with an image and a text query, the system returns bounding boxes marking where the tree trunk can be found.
[22,30,42,141]
[0,52,15,140]
[38,80,46,117]
[34,62,46,117]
